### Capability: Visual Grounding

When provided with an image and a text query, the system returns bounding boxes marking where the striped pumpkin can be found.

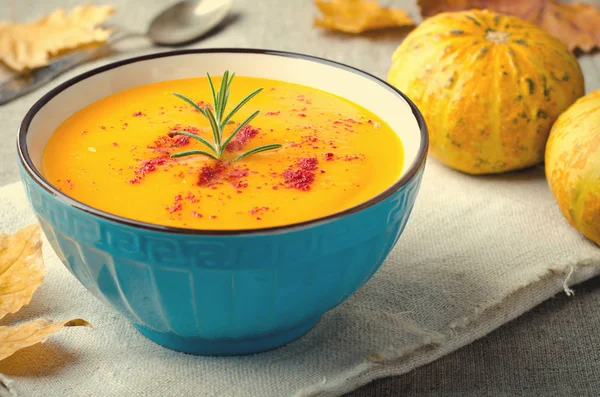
[546,89,600,246]
[388,9,584,174]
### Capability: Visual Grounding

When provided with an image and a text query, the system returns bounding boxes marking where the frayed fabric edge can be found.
[447,260,598,332]
[292,320,446,397]
[291,263,600,397]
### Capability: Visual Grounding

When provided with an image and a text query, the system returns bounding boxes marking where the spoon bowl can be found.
[147,0,233,45]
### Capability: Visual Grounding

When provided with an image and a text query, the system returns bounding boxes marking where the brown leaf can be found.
[0,4,115,71]
[0,224,44,320]
[417,0,600,52]
[314,0,415,34]
[0,318,91,361]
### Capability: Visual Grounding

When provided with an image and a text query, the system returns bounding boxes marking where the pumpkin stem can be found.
[485,29,510,44]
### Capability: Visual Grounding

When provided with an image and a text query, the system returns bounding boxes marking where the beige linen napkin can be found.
[1,160,599,397]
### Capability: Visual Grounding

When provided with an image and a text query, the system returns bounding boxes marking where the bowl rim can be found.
[18,48,428,236]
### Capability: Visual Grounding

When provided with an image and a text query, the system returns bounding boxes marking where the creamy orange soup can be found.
[42,76,404,230]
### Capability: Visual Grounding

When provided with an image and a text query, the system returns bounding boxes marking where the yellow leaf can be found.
[417,0,600,52]
[314,0,415,34]
[0,318,91,361]
[0,4,115,71]
[0,224,44,320]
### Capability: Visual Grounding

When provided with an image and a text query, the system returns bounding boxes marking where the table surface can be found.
[1,1,599,396]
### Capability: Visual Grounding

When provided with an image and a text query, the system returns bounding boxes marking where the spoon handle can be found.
[0,31,136,106]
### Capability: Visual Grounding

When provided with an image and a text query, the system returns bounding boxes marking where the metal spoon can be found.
[0,0,233,105]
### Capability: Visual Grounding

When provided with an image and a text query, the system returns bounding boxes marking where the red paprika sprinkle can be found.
[324,152,335,161]
[132,111,145,117]
[195,164,251,189]
[172,135,190,146]
[225,125,259,152]
[297,113,307,117]
[297,157,318,171]
[186,191,199,203]
[168,124,200,135]
[128,157,168,184]
[226,166,249,180]
[167,203,182,213]
[170,124,200,135]
[282,169,315,191]
[344,154,364,161]
[281,157,319,191]
[191,211,203,218]
[112,142,119,147]
[249,206,269,215]
[174,194,182,201]
[198,163,225,186]
[194,101,213,111]
[265,111,280,116]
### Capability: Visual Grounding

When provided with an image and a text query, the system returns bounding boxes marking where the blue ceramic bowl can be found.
[17,49,428,356]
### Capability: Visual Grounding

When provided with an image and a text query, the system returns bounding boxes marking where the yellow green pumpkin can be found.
[546,89,600,246]
[388,9,584,174]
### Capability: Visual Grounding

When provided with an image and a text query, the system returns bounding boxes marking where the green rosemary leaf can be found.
[170,150,219,160]
[223,89,230,115]
[219,89,230,143]
[206,73,217,109]
[169,131,216,154]
[205,107,222,151]
[172,93,207,117]
[234,144,282,162]
[228,72,235,86]
[221,88,263,128]
[217,70,229,121]
[221,110,260,151]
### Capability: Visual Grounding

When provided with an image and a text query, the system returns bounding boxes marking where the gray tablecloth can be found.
[1,1,599,396]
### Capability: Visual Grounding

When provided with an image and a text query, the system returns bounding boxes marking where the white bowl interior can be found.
[27,52,422,183]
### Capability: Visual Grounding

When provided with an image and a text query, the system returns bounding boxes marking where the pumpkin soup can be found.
[42,75,404,230]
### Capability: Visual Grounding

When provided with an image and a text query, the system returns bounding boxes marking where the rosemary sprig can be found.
[171,150,219,160]
[234,144,282,162]
[170,71,281,161]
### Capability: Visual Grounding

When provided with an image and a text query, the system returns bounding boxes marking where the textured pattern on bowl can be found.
[18,49,428,356]
[20,165,423,355]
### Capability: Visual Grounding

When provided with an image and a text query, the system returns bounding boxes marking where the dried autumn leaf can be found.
[0,224,44,320]
[417,0,600,52]
[314,0,415,34]
[0,4,115,71]
[0,318,91,361]
[0,223,91,361]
